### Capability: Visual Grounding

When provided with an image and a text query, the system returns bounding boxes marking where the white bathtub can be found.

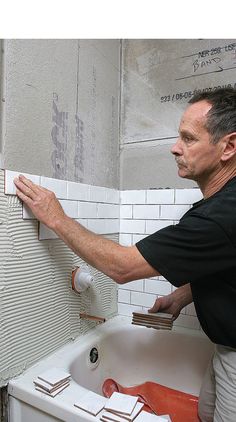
[8,315,214,422]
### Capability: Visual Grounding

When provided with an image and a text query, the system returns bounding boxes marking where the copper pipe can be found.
[79,313,106,324]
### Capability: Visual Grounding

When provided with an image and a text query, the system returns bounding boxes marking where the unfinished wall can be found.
[1,39,120,188]
[120,39,236,189]
[0,170,118,387]
[0,39,120,387]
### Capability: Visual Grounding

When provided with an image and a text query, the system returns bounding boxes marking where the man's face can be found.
[171,100,224,183]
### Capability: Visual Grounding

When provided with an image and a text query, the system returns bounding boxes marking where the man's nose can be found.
[171,137,183,155]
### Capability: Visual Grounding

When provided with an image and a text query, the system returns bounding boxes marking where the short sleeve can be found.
[136,214,235,286]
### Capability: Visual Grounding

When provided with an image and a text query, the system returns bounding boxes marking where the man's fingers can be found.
[15,188,33,205]
[14,175,42,199]
[148,297,160,313]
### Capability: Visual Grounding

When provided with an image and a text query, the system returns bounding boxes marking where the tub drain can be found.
[90,347,99,364]
[87,346,100,369]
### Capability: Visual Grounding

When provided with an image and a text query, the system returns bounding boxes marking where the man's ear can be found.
[221,133,236,162]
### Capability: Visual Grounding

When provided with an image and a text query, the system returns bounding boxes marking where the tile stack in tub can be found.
[132,311,174,330]
[74,390,172,421]
[33,368,71,397]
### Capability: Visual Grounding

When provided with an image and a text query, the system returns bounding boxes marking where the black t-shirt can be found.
[136,177,236,348]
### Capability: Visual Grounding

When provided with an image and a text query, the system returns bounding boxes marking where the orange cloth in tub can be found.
[102,378,200,422]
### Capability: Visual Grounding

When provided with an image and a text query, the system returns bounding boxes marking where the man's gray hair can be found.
[189,87,236,144]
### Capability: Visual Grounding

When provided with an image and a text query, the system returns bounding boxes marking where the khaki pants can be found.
[198,345,236,422]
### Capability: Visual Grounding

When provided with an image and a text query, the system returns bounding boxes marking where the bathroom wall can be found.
[1,39,120,188]
[1,38,234,388]
[118,186,203,330]
[0,169,119,387]
[120,39,236,189]
[0,39,121,387]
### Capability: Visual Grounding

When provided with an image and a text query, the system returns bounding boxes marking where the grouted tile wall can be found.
[118,187,203,331]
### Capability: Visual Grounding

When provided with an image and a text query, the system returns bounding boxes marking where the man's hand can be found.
[14,175,66,229]
[13,175,160,283]
[148,283,193,320]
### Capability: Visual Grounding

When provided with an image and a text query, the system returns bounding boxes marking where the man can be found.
[14,87,236,422]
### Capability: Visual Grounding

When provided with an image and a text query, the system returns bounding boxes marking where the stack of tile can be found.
[135,411,172,422]
[100,392,143,421]
[33,368,71,397]
[74,391,107,416]
[99,392,171,422]
[132,311,174,330]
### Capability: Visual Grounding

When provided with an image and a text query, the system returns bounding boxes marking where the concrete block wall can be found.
[119,187,203,331]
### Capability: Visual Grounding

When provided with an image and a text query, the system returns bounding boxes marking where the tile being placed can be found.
[5,170,40,195]
[40,176,67,199]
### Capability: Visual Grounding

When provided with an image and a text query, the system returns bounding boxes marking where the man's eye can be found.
[183,137,194,143]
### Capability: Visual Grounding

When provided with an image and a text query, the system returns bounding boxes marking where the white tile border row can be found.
[4,170,119,204]
[5,170,202,207]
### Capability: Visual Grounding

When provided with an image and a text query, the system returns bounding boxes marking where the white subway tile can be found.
[87,219,106,234]
[120,205,132,219]
[120,219,146,234]
[78,202,97,218]
[105,219,119,233]
[118,289,131,304]
[67,181,90,201]
[5,170,40,195]
[39,223,58,240]
[40,176,67,199]
[175,188,202,204]
[144,279,172,295]
[131,291,156,307]
[59,200,78,218]
[145,220,173,234]
[90,185,107,203]
[97,204,119,219]
[118,303,143,316]
[133,205,159,219]
[23,204,36,219]
[119,233,132,246]
[146,189,174,204]
[158,275,167,281]
[76,219,88,229]
[120,190,146,204]
[106,188,119,204]
[132,234,147,244]
[119,279,144,292]
[87,219,119,234]
[160,205,190,220]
